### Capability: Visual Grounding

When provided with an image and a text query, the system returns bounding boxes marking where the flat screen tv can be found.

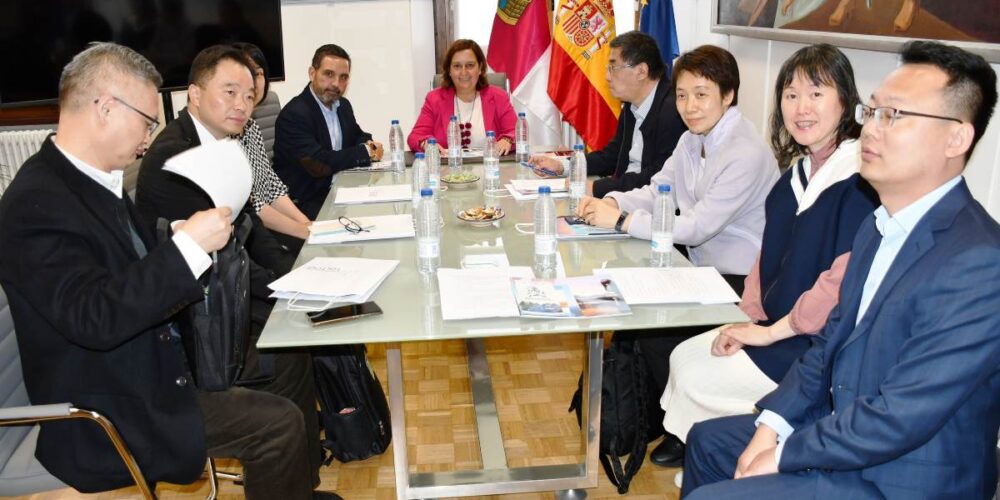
[0,0,284,107]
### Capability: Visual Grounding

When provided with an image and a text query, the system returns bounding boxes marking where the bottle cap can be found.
[538,186,551,194]
[486,131,495,137]
[427,138,437,144]
[450,115,458,121]
[518,112,526,118]
[391,119,399,125]
[415,152,425,159]
[658,184,671,193]
[420,188,433,197]
[573,144,584,151]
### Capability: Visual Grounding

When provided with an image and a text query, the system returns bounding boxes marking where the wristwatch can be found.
[614,210,629,233]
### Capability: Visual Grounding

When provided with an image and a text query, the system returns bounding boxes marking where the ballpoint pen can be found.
[519,161,560,177]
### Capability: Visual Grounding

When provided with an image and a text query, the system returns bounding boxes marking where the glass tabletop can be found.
[257,161,748,348]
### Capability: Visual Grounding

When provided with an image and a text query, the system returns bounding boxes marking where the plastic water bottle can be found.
[416,188,441,274]
[569,144,587,213]
[425,137,441,176]
[534,185,557,272]
[515,112,529,163]
[389,119,405,173]
[651,184,675,267]
[447,115,462,172]
[411,152,428,205]
[483,131,500,192]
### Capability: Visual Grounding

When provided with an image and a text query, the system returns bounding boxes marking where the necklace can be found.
[454,93,477,148]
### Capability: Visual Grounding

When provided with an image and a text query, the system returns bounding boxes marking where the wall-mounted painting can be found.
[713,0,1000,62]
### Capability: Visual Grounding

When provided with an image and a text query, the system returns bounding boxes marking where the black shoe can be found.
[313,491,343,500]
[649,432,685,468]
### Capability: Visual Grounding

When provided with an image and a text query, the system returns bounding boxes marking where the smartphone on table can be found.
[307,301,383,326]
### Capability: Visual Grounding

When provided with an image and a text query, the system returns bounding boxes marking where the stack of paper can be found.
[593,267,741,305]
[556,216,629,240]
[512,276,631,318]
[506,178,569,201]
[344,160,396,173]
[307,214,415,245]
[268,257,399,304]
[437,267,533,321]
[334,184,411,204]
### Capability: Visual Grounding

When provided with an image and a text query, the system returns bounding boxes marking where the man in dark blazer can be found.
[682,41,1000,500]
[272,43,383,219]
[528,31,685,199]
[135,45,336,500]
[0,43,233,492]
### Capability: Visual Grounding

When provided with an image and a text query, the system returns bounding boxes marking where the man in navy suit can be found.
[272,43,383,219]
[682,41,999,500]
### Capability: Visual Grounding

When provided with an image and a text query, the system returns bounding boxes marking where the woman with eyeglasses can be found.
[232,42,312,245]
[651,44,879,469]
[407,39,516,154]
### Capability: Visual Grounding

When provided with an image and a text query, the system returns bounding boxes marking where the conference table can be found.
[257,155,748,499]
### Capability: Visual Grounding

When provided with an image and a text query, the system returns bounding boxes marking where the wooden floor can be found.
[13,334,682,500]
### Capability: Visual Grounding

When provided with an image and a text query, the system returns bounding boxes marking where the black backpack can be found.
[313,344,392,463]
[568,337,664,494]
[158,214,253,392]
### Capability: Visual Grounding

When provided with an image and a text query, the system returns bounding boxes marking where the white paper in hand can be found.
[163,139,252,221]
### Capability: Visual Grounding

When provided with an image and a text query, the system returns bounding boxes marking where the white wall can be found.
[673,0,1000,220]
[170,0,435,142]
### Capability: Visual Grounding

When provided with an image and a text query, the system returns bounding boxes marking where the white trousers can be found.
[660,328,777,442]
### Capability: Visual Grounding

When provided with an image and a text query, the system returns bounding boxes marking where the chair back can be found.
[0,285,29,472]
[431,73,509,93]
[251,91,282,161]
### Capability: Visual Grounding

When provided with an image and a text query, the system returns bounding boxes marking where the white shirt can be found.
[51,137,210,278]
[626,85,657,175]
[310,87,343,150]
[454,93,486,149]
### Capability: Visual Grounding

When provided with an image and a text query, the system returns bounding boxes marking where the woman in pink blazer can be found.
[407,39,517,154]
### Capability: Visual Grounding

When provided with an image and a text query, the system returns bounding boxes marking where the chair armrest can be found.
[0,403,73,421]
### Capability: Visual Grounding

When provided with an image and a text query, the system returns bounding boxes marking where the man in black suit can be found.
[135,45,336,500]
[0,43,233,492]
[273,43,383,219]
[528,31,686,199]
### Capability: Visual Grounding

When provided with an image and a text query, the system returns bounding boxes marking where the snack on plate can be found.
[459,206,504,221]
[442,172,479,183]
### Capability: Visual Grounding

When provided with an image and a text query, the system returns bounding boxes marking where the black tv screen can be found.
[0,0,284,107]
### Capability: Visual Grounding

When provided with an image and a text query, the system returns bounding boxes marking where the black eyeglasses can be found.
[855,103,962,130]
[103,96,160,135]
[338,216,370,234]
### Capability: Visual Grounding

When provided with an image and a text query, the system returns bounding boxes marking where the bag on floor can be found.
[313,344,392,463]
[568,337,658,494]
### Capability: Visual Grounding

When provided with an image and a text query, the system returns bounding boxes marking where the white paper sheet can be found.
[163,139,252,221]
[593,267,741,305]
[437,267,534,321]
[307,214,415,245]
[333,184,411,204]
[509,178,568,193]
[268,257,399,298]
[505,184,570,201]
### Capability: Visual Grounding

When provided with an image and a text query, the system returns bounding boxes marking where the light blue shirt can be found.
[757,175,964,464]
[626,84,657,175]
[310,87,342,151]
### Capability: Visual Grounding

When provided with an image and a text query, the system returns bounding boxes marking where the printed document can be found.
[164,139,251,221]
[334,184,411,204]
[594,267,741,305]
[307,214,415,245]
[437,267,532,321]
[268,257,399,299]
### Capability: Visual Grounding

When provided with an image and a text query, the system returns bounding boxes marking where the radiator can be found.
[0,129,53,193]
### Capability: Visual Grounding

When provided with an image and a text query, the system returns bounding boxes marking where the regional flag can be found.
[639,0,680,80]
[547,0,620,151]
[488,0,562,147]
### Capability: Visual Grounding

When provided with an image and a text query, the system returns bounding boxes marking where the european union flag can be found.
[639,0,680,80]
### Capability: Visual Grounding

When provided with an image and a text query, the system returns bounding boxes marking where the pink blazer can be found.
[407,85,517,151]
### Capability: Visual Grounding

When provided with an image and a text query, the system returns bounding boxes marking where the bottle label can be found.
[392,150,404,163]
[535,234,557,255]
[651,233,673,252]
[570,183,585,199]
[418,237,440,259]
[449,146,461,158]
[428,175,439,190]
[516,142,528,155]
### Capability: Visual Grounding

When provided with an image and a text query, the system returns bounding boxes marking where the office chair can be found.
[0,286,156,500]
[431,72,509,92]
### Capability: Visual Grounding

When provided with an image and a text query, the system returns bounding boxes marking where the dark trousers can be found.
[625,273,747,398]
[682,414,884,499]
[197,349,320,500]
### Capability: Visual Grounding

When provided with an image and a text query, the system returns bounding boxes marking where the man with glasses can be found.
[136,45,340,500]
[682,40,1000,500]
[0,43,235,492]
[528,31,686,198]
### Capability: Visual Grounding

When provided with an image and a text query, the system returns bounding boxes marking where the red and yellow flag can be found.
[547,0,620,150]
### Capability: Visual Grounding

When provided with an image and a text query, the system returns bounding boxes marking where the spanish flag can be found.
[547,0,620,150]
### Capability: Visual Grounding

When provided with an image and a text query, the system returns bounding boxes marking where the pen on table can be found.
[519,161,560,177]
[312,225,376,237]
